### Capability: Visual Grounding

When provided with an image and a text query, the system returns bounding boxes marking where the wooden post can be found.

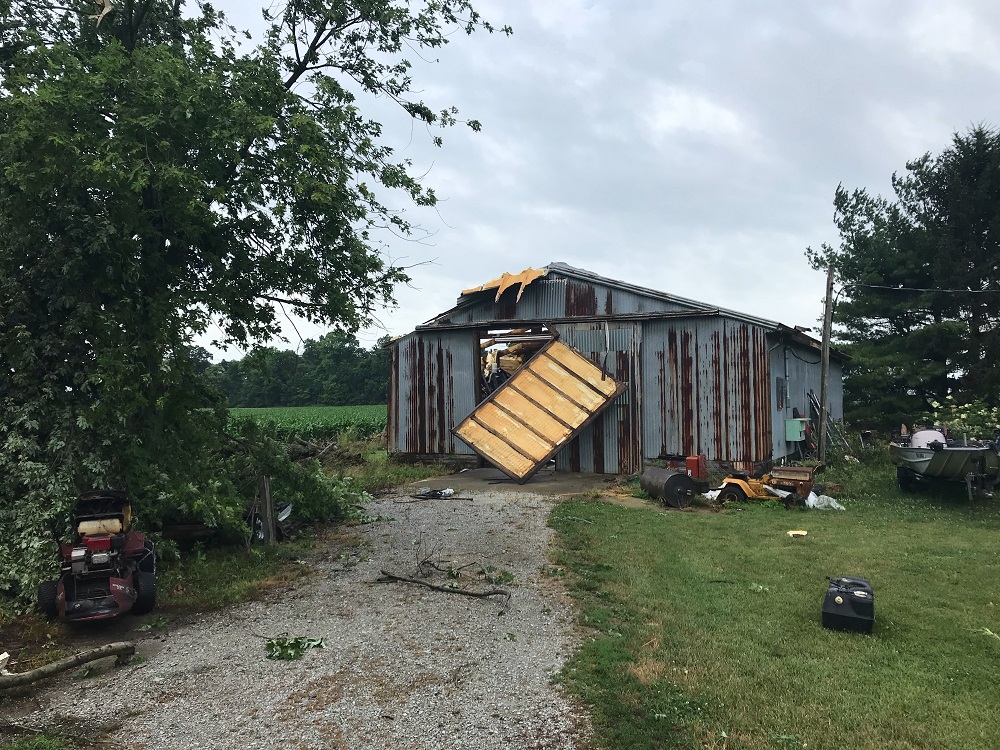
[818,265,835,464]
[259,475,276,545]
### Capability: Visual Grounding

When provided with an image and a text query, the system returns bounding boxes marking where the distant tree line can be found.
[206,332,391,407]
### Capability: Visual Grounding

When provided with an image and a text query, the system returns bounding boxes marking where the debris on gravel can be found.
[6,490,592,749]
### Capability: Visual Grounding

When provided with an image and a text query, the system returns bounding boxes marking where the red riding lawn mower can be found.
[37,490,156,622]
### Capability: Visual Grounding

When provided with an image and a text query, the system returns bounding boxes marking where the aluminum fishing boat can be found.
[889,427,1000,493]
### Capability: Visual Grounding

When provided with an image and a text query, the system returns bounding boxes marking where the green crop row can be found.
[230,405,388,442]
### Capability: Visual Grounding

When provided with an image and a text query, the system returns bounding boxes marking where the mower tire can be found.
[132,572,156,615]
[37,580,59,620]
[137,539,156,574]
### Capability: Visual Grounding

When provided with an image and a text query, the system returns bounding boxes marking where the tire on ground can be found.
[37,580,59,620]
[718,483,748,504]
[132,571,156,615]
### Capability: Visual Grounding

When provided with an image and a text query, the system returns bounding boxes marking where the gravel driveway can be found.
[8,483,594,749]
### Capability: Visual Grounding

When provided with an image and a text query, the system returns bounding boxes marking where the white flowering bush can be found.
[925,398,1000,441]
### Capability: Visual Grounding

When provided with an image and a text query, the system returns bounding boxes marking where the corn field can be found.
[230,405,388,441]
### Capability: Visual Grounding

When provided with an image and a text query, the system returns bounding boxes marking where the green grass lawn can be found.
[551,452,1000,750]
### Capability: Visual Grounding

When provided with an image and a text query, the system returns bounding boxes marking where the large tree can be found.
[0,0,506,601]
[807,125,1000,428]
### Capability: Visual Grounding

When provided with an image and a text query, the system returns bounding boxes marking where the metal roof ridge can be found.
[544,262,786,330]
[419,262,809,334]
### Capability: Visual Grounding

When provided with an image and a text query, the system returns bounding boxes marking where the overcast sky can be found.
[210,0,1000,355]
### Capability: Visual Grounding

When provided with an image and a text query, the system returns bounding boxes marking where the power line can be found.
[846,283,1000,294]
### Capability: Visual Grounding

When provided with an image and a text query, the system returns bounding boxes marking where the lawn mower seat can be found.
[78,518,123,535]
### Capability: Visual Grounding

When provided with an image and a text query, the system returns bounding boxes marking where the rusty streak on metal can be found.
[568,435,581,473]
[592,411,605,474]
[712,329,723,459]
[416,340,427,453]
[616,349,637,472]
[388,345,398,452]
[565,280,598,317]
[446,349,455,453]
[680,330,694,455]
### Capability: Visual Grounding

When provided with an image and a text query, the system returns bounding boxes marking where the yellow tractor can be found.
[717,465,818,505]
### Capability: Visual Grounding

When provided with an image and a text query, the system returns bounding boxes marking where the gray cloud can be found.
[204,0,1000,353]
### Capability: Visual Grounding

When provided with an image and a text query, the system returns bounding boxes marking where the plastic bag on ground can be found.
[806,492,845,510]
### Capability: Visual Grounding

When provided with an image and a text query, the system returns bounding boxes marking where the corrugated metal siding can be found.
[428,275,699,327]
[641,318,772,467]
[767,337,846,459]
[553,322,642,474]
[453,340,626,482]
[829,360,844,421]
[389,331,477,456]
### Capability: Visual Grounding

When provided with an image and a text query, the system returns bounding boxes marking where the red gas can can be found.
[685,455,708,480]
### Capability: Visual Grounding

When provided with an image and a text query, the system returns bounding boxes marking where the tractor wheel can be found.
[132,572,156,615]
[37,580,59,620]
[718,483,747,504]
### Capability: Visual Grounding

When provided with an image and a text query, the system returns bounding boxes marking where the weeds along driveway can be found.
[13,488,592,750]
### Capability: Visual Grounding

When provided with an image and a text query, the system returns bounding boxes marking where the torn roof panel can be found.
[460,267,548,302]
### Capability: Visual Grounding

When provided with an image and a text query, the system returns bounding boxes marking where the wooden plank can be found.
[533,355,609,411]
[494,388,573,444]
[476,403,553,461]
[516,370,590,424]
[543,342,620,397]
[454,420,535,479]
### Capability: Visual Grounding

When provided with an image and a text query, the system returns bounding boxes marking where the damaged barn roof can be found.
[460,267,547,302]
[419,262,840,356]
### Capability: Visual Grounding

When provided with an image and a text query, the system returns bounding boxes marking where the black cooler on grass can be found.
[822,577,874,633]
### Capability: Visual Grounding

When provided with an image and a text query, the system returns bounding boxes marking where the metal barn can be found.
[387,263,844,475]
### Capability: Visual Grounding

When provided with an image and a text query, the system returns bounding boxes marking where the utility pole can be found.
[818,265,834,464]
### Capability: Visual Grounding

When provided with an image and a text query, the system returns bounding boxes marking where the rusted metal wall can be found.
[432,275,698,327]
[388,330,477,456]
[553,322,642,474]
[641,318,773,467]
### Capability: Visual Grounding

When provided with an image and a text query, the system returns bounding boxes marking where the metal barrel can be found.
[640,467,697,508]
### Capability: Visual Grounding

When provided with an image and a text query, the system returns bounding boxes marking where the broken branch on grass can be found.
[0,642,136,690]
[376,569,511,604]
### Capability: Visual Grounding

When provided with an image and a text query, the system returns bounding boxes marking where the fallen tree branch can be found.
[313,440,339,462]
[376,570,511,604]
[423,560,479,576]
[0,642,136,690]
[0,719,45,734]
